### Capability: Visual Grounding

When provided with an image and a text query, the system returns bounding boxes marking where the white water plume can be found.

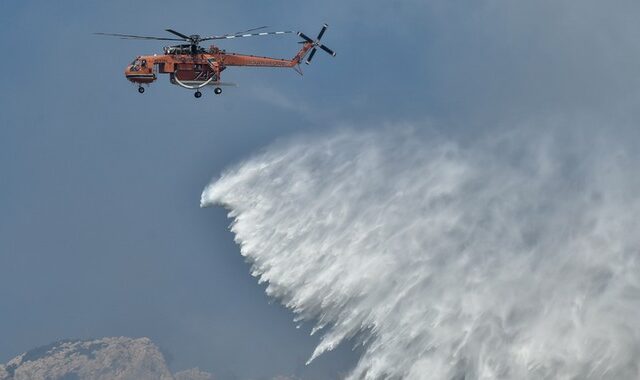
[201,125,640,380]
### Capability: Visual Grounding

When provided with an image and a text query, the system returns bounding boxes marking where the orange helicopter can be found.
[95,25,335,98]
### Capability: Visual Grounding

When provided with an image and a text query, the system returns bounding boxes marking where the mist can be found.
[203,124,640,379]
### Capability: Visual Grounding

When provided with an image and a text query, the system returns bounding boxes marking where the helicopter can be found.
[95,25,335,98]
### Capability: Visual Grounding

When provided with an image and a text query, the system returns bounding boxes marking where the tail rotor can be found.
[298,24,336,65]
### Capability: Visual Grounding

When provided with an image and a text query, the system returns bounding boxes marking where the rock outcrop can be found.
[0,337,214,380]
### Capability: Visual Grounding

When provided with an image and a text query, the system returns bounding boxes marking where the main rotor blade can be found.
[306,48,317,64]
[231,25,270,35]
[165,29,192,40]
[319,44,336,57]
[202,30,294,41]
[93,32,183,41]
[211,25,270,38]
[317,24,328,40]
[297,32,314,43]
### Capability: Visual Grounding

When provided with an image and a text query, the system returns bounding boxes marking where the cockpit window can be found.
[130,58,142,71]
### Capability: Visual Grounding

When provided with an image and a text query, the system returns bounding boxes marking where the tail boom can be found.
[221,42,314,68]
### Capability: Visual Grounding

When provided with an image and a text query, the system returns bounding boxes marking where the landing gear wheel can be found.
[194,91,202,98]
[214,87,222,95]
[138,86,145,94]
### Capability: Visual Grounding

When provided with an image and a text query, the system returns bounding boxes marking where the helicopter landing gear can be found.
[138,86,145,94]
[194,91,202,98]
[214,87,222,95]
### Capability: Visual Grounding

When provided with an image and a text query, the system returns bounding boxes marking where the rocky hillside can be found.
[0,337,213,380]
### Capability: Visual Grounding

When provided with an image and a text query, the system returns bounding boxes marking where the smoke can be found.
[201,124,640,380]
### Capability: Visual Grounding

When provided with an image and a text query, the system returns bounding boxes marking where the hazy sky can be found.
[2,1,640,379]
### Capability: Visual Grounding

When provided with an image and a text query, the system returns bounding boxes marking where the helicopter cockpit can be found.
[129,58,147,72]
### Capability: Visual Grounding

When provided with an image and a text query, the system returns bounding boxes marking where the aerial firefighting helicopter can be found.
[95,24,335,98]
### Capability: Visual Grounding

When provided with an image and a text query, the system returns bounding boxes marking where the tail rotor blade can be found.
[299,24,336,64]
[317,23,328,40]
[306,48,317,64]
[298,32,314,43]
[319,44,336,57]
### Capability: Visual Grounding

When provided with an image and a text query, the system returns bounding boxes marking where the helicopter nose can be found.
[124,65,137,81]
[124,63,157,84]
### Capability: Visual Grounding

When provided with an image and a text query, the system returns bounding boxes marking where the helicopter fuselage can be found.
[125,42,314,90]
[97,24,335,97]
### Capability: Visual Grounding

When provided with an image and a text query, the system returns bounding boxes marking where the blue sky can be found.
[2,1,640,379]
